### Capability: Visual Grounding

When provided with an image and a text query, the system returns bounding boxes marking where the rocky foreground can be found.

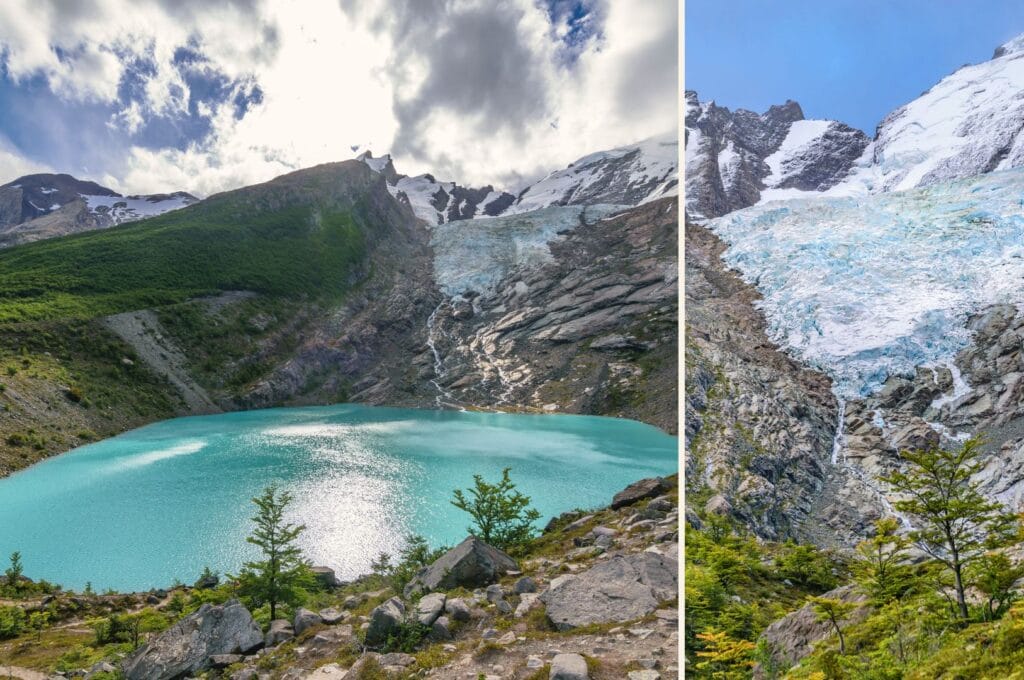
[0,477,679,680]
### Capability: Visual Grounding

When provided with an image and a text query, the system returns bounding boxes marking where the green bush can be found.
[0,605,26,639]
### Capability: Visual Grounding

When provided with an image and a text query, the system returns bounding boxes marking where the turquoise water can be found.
[0,405,677,591]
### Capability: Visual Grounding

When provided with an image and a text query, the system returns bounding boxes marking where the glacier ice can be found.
[431,204,623,298]
[707,166,1024,398]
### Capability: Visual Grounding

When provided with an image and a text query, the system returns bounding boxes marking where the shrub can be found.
[0,605,26,639]
[451,467,541,551]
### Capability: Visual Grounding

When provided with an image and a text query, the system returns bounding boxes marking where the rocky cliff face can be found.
[684,91,869,219]
[0,173,196,247]
[684,222,875,543]
[245,198,678,434]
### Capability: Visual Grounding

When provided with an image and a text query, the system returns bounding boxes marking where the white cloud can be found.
[0,0,678,196]
[0,136,53,180]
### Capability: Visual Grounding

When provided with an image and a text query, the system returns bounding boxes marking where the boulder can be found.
[444,597,471,622]
[611,477,670,509]
[429,615,452,640]
[194,573,219,590]
[759,585,869,669]
[365,597,406,646]
[121,599,263,680]
[541,552,678,631]
[550,652,590,680]
[514,576,537,594]
[319,607,346,625]
[415,592,447,625]
[265,619,294,647]
[311,566,341,589]
[294,608,323,636]
[485,584,506,602]
[405,536,517,596]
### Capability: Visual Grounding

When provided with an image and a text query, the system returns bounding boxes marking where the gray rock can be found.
[379,652,415,667]
[415,592,446,625]
[121,599,263,680]
[231,670,259,680]
[485,584,505,602]
[514,576,537,594]
[365,597,406,647]
[264,619,294,647]
[319,607,345,624]
[515,593,541,618]
[703,494,732,516]
[549,652,589,680]
[429,615,452,641]
[311,566,341,589]
[294,608,322,636]
[760,584,868,668]
[404,536,517,596]
[496,599,513,615]
[209,654,242,668]
[541,552,678,631]
[627,672,660,680]
[648,498,674,513]
[611,478,671,509]
[444,597,471,622]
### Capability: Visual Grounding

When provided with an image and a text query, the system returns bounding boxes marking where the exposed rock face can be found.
[685,223,875,545]
[611,477,671,509]
[540,551,677,631]
[758,585,869,670]
[684,91,869,219]
[121,599,262,680]
[419,198,678,433]
[406,536,517,597]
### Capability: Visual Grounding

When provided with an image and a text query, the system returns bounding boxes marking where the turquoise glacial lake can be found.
[0,405,677,591]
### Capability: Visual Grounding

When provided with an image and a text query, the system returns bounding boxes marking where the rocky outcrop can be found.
[365,597,406,647]
[540,551,677,631]
[612,477,672,509]
[686,223,881,545]
[684,91,868,219]
[121,599,262,680]
[758,585,869,670]
[405,536,517,597]
[418,198,678,433]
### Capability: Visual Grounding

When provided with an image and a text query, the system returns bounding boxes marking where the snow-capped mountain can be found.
[0,173,196,248]
[359,132,678,225]
[504,133,678,215]
[356,152,515,226]
[684,91,869,218]
[843,33,1024,194]
[688,33,1024,218]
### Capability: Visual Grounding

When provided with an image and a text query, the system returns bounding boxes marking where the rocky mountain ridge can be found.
[0,173,196,248]
[686,32,1024,219]
[360,132,678,226]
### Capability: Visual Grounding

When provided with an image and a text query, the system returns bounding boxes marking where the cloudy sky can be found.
[0,0,678,197]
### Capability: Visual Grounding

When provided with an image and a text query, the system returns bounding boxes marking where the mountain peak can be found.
[993,33,1024,59]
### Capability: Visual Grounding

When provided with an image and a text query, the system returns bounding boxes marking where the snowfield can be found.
[708,166,1024,398]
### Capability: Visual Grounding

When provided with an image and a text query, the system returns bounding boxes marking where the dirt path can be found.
[103,310,220,414]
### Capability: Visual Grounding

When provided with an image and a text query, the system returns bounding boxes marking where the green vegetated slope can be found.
[0,162,385,323]
[0,161,408,475]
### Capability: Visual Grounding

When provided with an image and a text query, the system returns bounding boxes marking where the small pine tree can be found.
[807,596,857,655]
[881,437,1019,621]
[235,485,313,620]
[5,552,23,591]
[451,467,541,551]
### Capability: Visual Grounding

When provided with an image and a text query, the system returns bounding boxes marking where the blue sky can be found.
[0,0,677,196]
[686,0,1024,133]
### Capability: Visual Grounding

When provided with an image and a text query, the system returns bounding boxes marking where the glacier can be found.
[707,166,1024,398]
[431,204,623,298]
